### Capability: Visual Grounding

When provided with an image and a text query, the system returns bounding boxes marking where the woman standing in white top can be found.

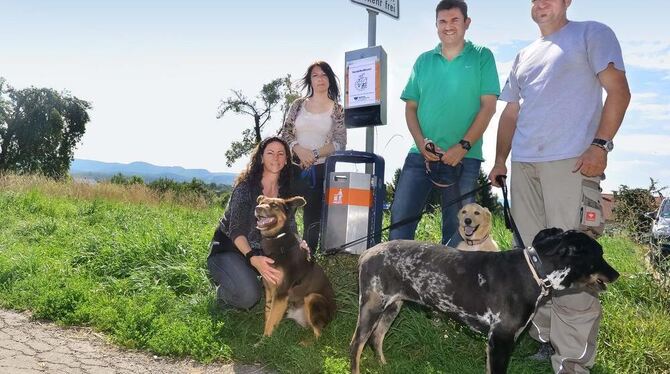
[280,61,346,252]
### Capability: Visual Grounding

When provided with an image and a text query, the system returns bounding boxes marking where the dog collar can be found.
[262,232,289,255]
[523,247,552,296]
[465,234,489,246]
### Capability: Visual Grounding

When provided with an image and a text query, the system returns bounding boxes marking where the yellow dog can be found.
[456,203,499,252]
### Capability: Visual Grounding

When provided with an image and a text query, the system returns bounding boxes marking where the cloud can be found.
[496,61,514,84]
[627,92,670,121]
[622,41,670,71]
[616,134,670,156]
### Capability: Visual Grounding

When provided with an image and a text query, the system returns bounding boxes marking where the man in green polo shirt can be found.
[389,0,500,245]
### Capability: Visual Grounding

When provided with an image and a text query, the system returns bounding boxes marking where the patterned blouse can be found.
[279,97,347,152]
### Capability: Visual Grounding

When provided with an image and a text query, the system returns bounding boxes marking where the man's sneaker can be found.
[529,342,555,361]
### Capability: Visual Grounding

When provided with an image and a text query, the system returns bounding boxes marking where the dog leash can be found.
[496,175,525,250]
[322,182,492,256]
[496,175,548,281]
[424,140,458,188]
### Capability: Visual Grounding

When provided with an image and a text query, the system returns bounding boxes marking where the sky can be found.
[1,0,668,194]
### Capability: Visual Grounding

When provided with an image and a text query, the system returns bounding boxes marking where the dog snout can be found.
[254,206,263,216]
[464,218,472,225]
[605,264,620,283]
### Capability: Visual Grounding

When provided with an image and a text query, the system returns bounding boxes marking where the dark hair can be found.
[235,136,292,197]
[435,0,468,19]
[301,61,340,102]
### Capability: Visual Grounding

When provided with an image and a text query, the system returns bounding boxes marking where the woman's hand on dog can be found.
[250,256,283,285]
[299,240,311,261]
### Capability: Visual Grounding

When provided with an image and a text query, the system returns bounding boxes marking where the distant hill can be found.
[70,159,237,186]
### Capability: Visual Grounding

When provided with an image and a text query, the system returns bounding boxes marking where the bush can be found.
[612,180,664,243]
[110,173,144,185]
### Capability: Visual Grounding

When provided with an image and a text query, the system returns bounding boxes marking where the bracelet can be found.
[245,249,260,264]
[312,149,319,159]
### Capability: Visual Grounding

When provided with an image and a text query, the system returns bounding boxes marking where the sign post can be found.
[349,0,398,174]
[351,0,399,19]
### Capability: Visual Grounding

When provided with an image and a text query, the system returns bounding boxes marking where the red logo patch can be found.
[586,211,596,221]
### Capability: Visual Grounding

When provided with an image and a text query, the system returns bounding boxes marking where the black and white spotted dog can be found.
[350,228,620,374]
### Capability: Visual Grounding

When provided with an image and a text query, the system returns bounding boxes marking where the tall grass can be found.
[0,174,213,208]
[0,176,668,373]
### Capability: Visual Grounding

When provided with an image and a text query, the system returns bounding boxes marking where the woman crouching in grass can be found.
[207,136,297,310]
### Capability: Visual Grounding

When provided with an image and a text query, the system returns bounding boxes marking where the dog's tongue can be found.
[257,217,276,228]
[464,226,476,236]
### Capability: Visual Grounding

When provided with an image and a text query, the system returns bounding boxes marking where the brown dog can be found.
[255,195,337,340]
[456,203,499,252]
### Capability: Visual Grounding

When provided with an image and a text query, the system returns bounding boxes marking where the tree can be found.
[385,168,402,205]
[217,74,297,167]
[0,79,91,179]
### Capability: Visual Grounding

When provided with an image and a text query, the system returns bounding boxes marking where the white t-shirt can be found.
[500,21,625,162]
[294,102,334,165]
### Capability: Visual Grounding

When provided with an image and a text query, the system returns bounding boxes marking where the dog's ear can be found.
[285,196,306,211]
[257,195,265,204]
[532,228,564,247]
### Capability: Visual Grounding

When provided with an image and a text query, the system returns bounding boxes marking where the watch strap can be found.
[591,138,613,152]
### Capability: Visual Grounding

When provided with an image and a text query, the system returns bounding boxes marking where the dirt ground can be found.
[0,309,272,374]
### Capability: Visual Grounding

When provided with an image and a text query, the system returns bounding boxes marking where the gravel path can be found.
[0,309,272,374]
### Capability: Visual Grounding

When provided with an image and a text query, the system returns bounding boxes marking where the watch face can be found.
[593,138,613,152]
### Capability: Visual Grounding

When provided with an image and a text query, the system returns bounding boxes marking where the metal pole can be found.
[366,9,377,175]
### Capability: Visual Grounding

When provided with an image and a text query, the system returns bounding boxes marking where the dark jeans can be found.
[207,234,262,310]
[389,153,481,245]
[291,163,325,252]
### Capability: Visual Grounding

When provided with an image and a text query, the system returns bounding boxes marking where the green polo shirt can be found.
[401,41,500,160]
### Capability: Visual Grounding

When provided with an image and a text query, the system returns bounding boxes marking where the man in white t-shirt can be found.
[488,0,630,373]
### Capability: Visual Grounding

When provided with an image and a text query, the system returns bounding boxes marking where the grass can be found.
[0,175,669,373]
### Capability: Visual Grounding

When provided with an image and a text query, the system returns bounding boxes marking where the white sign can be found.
[347,57,378,108]
[350,0,399,20]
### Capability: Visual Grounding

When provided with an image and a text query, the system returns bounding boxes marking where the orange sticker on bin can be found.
[327,188,372,207]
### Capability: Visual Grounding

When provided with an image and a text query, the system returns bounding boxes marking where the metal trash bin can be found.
[323,172,372,254]
[321,151,385,255]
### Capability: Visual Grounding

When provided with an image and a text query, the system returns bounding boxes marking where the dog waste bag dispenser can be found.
[344,46,387,128]
[321,151,385,255]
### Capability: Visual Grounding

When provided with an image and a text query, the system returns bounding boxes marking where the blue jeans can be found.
[389,153,481,245]
[207,251,262,310]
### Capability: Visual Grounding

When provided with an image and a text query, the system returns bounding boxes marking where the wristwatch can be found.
[591,138,614,152]
[312,149,319,159]
[458,139,472,151]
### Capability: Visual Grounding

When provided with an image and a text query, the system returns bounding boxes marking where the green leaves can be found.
[217,74,297,166]
[0,78,91,179]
